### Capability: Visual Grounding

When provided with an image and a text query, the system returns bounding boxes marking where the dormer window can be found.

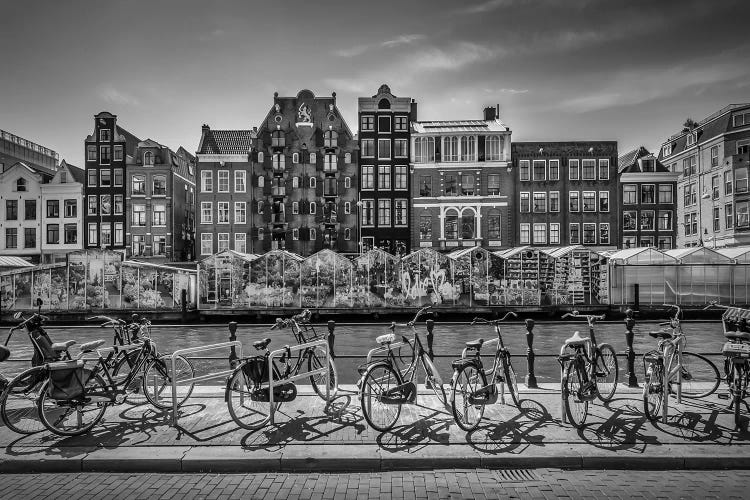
[686,132,697,147]
[16,178,26,192]
[662,143,673,157]
[144,152,154,165]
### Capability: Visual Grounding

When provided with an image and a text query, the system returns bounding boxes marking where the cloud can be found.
[412,42,503,70]
[459,0,514,14]
[323,77,369,94]
[484,87,529,94]
[99,86,140,107]
[198,28,226,42]
[334,33,425,57]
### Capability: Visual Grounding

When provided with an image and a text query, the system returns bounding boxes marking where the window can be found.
[444,174,457,196]
[114,222,123,246]
[623,211,637,231]
[292,228,299,241]
[623,235,637,248]
[641,184,655,204]
[533,192,547,212]
[309,177,316,189]
[569,191,580,212]
[152,204,166,226]
[235,202,246,224]
[725,171,733,195]
[533,160,546,181]
[100,195,111,215]
[114,168,123,186]
[640,210,655,231]
[487,174,500,195]
[88,223,98,247]
[582,223,596,244]
[218,170,229,192]
[5,228,16,249]
[520,192,530,212]
[550,223,560,244]
[395,165,407,190]
[583,191,596,212]
[114,145,123,161]
[132,174,145,195]
[657,236,672,250]
[291,176,299,189]
[24,228,36,248]
[414,137,435,163]
[394,199,407,226]
[292,202,299,215]
[100,129,111,141]
[550,191,560,212]
[519,160,530,181]
[659,184,673,204]
[443,137,458,162]
[218,233,229,252]
[658,211,673,230]
[419,215,432,240]
[47,200,59,218]
[378,199,391,226]
[683,214,692,236]
[461,174,475,195]
[519,223,530,244]
[738,139,750,155]
[726,203,734,229]
[378,139,391,159]
[549,160,559,180]
[272,153,285,171]
[292,152,299,164]
[201,171,213,192]
[569,159,580,180]
[581,159,596,180]
[200,234,212,255]
[133,205,146,226]
[5,200,17,220]
[361,139,375,157]
[361,116,374,131]
[598,159,609,180]
[488,213,501,239]
[344,152,351,164]
[100,224,112,246]
[419,175,432,196]
[64,199,77,218]
[152,235,166,256]
[217,202,229,223]
[309,228,316,240]
[100,146,111,164]
[324,153,337,172]
[711,145,719,167]
[257,175,265,188]
[143,151,153,166]
[87,195,97,216]
[257,201,264,214]
[623,184,637,204]
[153,175,167,196]
[462,212,476,239]
[361,200,374,226]
[486,135,502,161]
[533,223,547,244]
[599,223,610,245]
[445,213,458,240]
[712,175,719,199]
[87,169,97,187]
[234,233,246,253]
[25,200,36,220]
[395,116,408,131]
[687,132,696,147]
[683,156,697,177]
[599,191,609,212]
[100,169,111,187]
[258,228,264,241]
[714,206,721,232]
[361,166,374,189]
[736,168,748,193]
[460,136,476,162]
[114,195,123,215]
[344,228,351,240]
[344,202,351,214]
[45,224,59,245]
[87,145,97,161]
[310,201,316,214]
[395,139,408,157]
[378,166,391,190]
[737,201,749,227]
[64,224,77,245]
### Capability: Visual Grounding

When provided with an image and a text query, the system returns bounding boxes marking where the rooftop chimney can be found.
[483,106,497,121]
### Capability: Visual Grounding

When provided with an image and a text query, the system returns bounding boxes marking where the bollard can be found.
[327,320,336,358]
[228,321,238,369]
[181,289,187,324]
[425,318,435,360]
[625,308,638,387]
[525,318,538,388]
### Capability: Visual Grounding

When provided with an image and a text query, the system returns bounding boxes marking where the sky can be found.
[2,0,750,167]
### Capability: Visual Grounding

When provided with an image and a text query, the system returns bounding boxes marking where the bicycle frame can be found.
[81,339,160,403]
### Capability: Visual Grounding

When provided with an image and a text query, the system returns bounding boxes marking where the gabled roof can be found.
[607,247,678,265]
[664,247,733,264]
[0,256,34,268]
[176,146,195,162]
[197,128,254,155]
[540,245,585,258]
[2,161,55,181]
[412,119,508,134]
[716,246,750,263]
[59,160,85,184]
[618,146,671,174]
[115,125,141,156]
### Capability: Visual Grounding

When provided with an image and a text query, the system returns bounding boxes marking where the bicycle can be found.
[36,324,195,436]
[358,306,447,433]
[557,311,618,428]
[642,304,721,423]
[225,310,338,430]
[450,312,520,431]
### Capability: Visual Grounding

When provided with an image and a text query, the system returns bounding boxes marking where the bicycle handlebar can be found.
[561,311,605,323]
[471,311,518,326]
[662,303,682,320]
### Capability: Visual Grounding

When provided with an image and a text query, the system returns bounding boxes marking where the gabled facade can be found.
[410,106,513,250]
[512,141,619,249]
[39,160,85,262]
[618,147,678,249]
[358,85,416,255]
[658,103,750,248]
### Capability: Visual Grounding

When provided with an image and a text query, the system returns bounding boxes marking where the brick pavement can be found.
[1,469,748,499]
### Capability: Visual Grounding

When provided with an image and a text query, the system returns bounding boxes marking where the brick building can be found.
[357,85,417,255]
[618,147,678,249]
[658,103,750,248]
[410,106,513,250]
[511,141,618,249]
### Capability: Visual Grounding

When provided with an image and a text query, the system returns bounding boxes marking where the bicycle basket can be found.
[47,360,86,400]
[241,356,270,386]
[723,341,750,358]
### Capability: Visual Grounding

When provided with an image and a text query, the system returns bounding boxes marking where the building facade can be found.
[658,103,750,248]
[410,106,513,250]
[618,147,678,249]
[252,89,358,255]
[196,126,255,256]
[511,141,619,249]
[358,85,416,255]
[40,160,85,262]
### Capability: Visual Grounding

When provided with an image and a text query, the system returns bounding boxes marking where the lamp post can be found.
[356,199,363,255]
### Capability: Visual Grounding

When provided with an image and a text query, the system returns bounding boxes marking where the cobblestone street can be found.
[1,469,747,499]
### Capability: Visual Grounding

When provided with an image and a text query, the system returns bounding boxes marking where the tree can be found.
[682,118,698,133]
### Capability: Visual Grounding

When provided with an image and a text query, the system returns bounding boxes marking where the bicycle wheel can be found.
[1,366,47,434]
[360,362,402,432]
[733,370,743,429]
[595,343,618,402]
[37,371,108,436]
[678,352,720,398]
[308,348,338,401]
[503,355,520,408]
[112,350,145,404]
[142,354,195,409]
[563,362,588,428]
[642,361,664,421]
[451,363,486,432]
[422,354,447,405]
[226,367,275,431]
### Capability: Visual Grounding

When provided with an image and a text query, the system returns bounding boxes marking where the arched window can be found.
[378,98,391,110]
[144,152,154,165]
[257,152,264,163]
[444,209,459,240]
[292,176,299,188]
[344,152,351,164]
[460,136,476,162]
[153,175,167,195]
[16,178,26,192]
[414,137,435,163]
[309,177,317,189]
[292,152,299,164]
[486,135,501,161]
[460,209,476,239]
[443,136,459,162]
[258,227,264,240]
[257,201,264,214]
[310,201,317,214]
[324,130,338,148]
[258,175,265,188]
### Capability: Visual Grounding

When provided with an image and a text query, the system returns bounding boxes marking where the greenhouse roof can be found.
[539,245,584,258]
[198,249,259,264]
[446,246,492,259]
[608,247,678,265]
[123,260,198,273]
[0,256,34,268]
[495,246,537,259]
[256,249,304,262]
[664,247,733,264]
[716,246,750,261]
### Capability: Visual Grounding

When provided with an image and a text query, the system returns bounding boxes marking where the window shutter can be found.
[477,136,486,162]
[316,181,323,197]
[434,136,442,162]
[263,205,272,223]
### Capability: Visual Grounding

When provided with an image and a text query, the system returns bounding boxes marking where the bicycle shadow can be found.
[465,399,552,454]
[575,397,660,452]
[645,398,749,443]
[374,411,453,453]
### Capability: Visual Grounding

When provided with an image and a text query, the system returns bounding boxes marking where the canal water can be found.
[1,320,729,385]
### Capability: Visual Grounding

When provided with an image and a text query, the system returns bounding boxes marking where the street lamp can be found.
[356,199,363,255]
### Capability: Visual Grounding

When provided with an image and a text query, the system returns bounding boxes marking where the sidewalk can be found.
[1,384,749,473]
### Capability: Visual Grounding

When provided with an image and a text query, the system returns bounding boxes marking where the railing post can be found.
[625,308,638,387]
[327,320,336,358]
[181,289,187,323]
[524,318,538,388]
[228,321,238,369]
[425,318,435,360]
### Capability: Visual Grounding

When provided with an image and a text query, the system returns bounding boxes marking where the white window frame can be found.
[201,171,213,192]
[235,202,246,224]
[550,191,560,212]
[217,201,230,224]
[292,202,299,215]
[394,199,408,227]
[550,223,560,244]
[583,223,597,245]
[569,159,580,180]
[292,228,299,240]
[152,204,167,226]
[569,223,581,244]
[217,233,229,252]
[234,170,246,193]
[344,202,351,214]
[599,191,609,212]
[533,223,547,245]
[378,139,391,160]
[582,191,596,212]
[519,160,530,181]
[217,170,230,193]
[599,223,610,245]
[235,233,246,253]
[310,201,316,215]
[201,202,212,224]
[532,160,546,181]
[345,176,352,189]
[549,159,560,180]
[598,159,610,180]
[581,159,596,180]
[519,223,530,245]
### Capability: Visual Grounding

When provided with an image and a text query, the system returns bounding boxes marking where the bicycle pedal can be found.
[717,393,730,400]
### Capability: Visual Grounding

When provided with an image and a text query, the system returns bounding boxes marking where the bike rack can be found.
[268,337,330,425]
[459,339,508,405]
[169,341,243,427]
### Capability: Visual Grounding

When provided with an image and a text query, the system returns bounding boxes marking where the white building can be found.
[40,160,85,263]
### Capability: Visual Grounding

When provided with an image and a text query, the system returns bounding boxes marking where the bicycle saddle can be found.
[465,338,484,349]
[80,339,106,353]
[376,333,396,345]
[253,338,271,350]
[725,331,750,342]
[0,345,10,362]
[564,331,589,346]
[51,340,76,351]
[648,330,673,340]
